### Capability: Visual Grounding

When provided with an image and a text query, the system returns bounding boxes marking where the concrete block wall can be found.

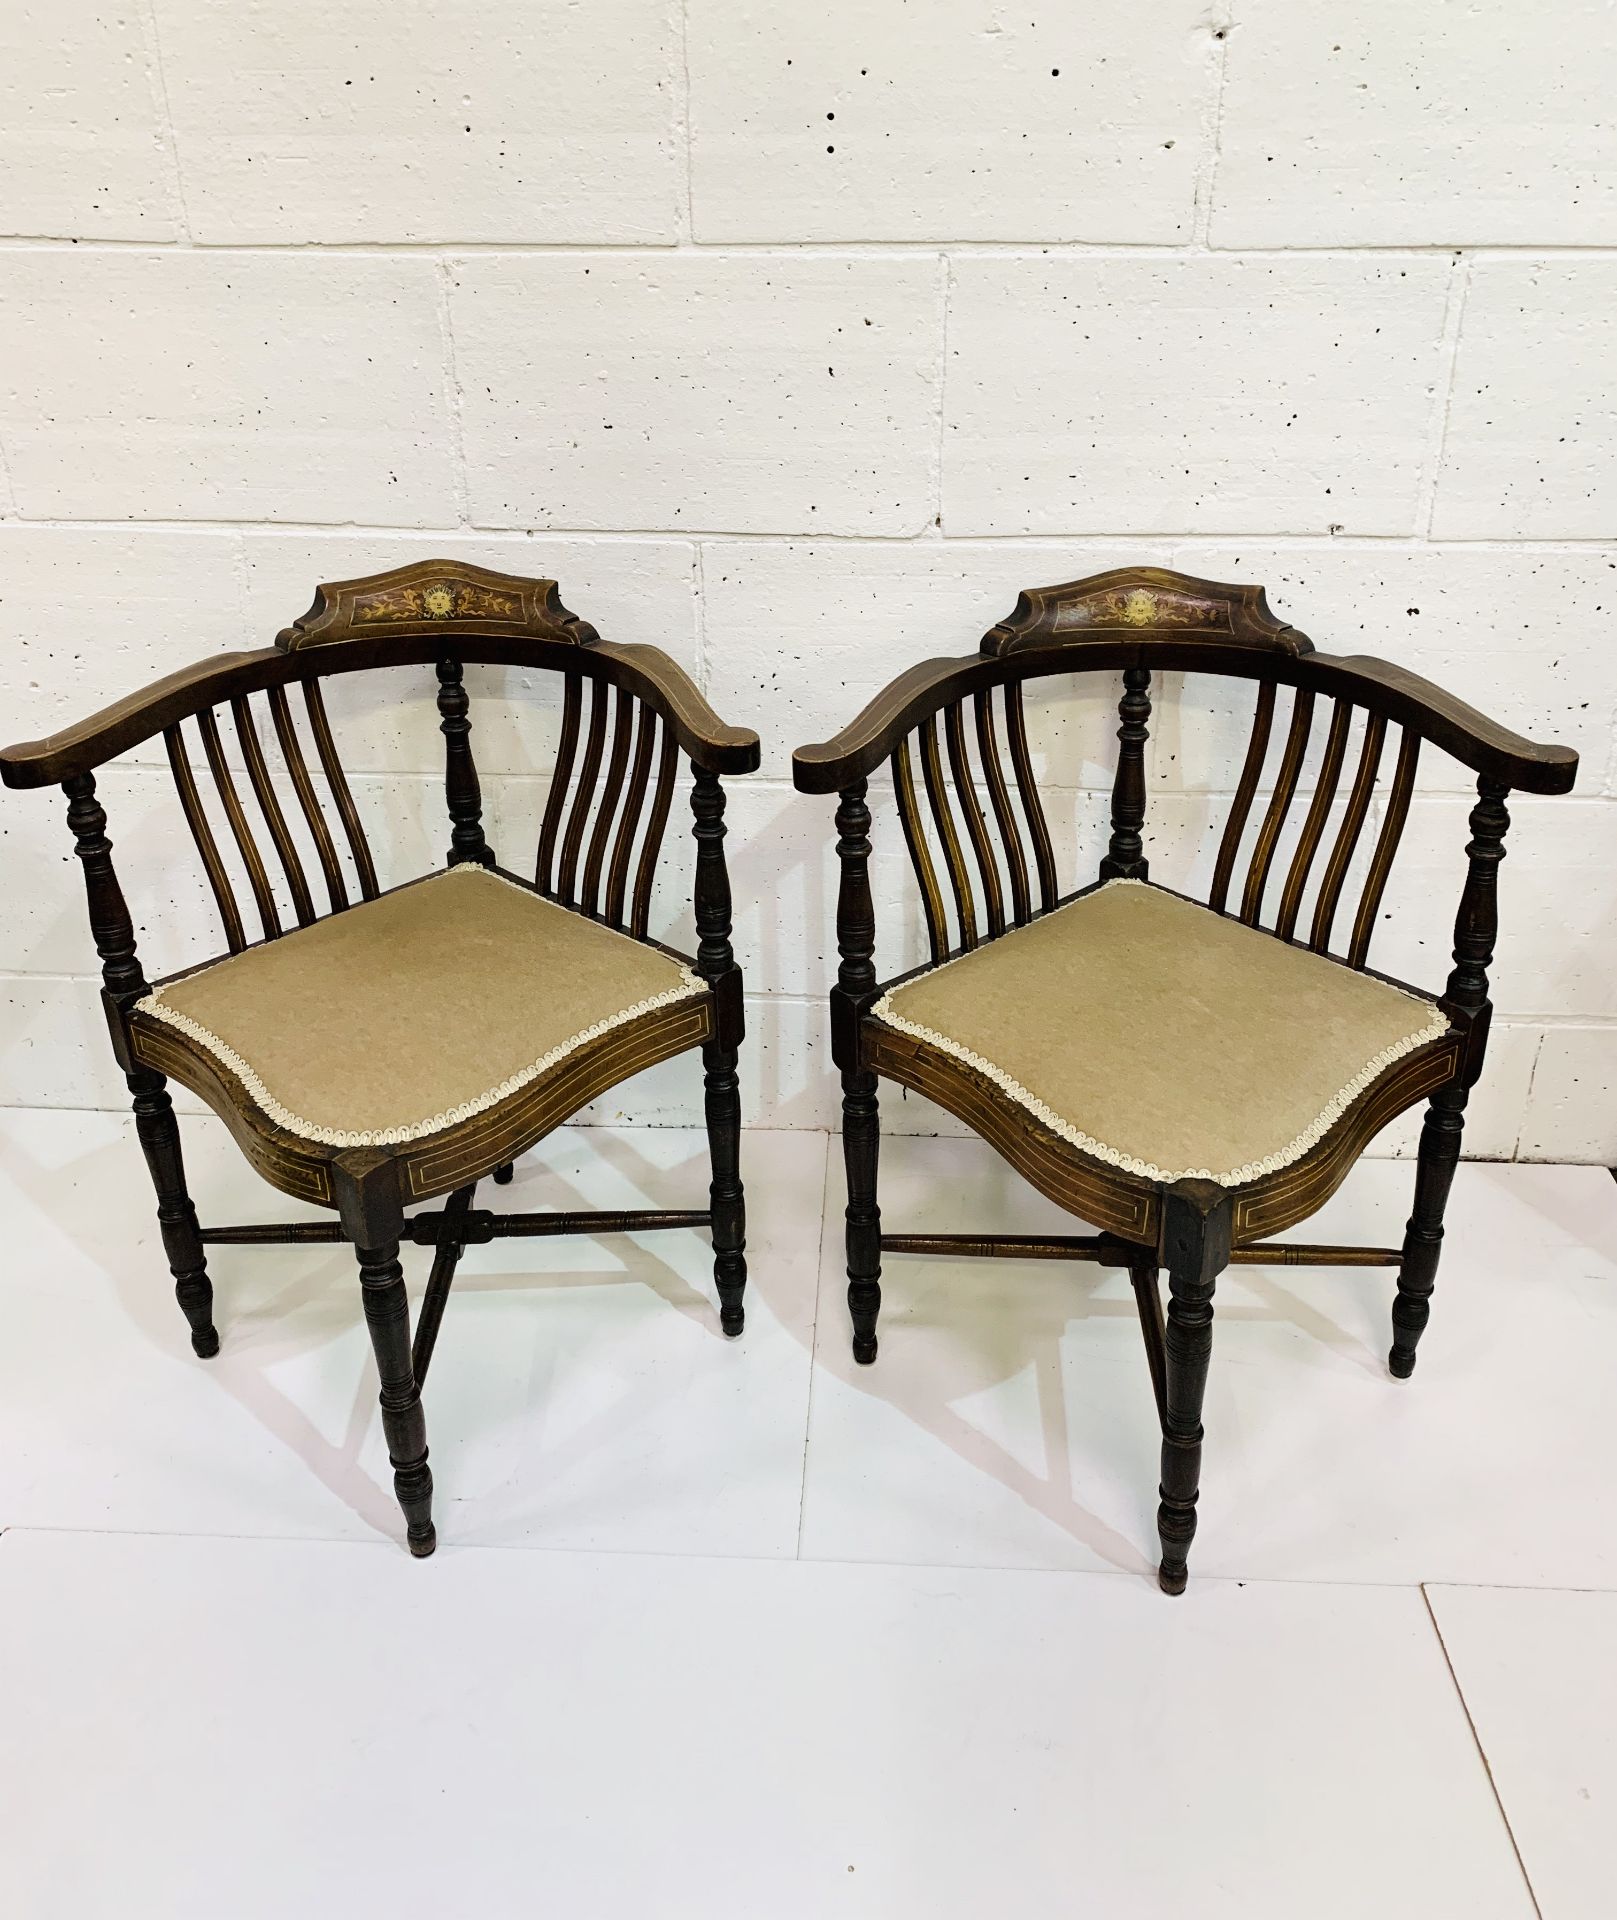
[1,4,1612,1157]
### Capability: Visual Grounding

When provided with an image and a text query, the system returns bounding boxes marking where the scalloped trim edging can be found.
[133,867,707,1149]
[872,879,1450,1187]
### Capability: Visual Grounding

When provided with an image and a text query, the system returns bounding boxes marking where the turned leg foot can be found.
[842,1070,882,1363]
[1392,1085,1467,1379]
[128,1067,218,1358]
[1154,1181,1231,1596]
[355,1236,435,1557]
[703,1041,747,1336]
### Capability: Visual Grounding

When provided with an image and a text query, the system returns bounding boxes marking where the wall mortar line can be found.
[675,0,696,246]
[1417,252,1473,541]
[9,237,1617,260]
[929,252,951,539]
[1190,7,1236,250]
[133,0,193,244]
[435,256,473,529]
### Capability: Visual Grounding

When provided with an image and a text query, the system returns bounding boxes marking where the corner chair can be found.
[0,560,759,1556]
[791,566,1577,1593]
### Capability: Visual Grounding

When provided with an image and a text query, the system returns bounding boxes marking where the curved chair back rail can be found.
[793,565,1575,981]
[791,566,1574,798]
[1,559,759,961]
[0,559,757,791]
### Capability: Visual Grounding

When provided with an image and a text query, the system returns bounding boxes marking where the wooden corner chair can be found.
[791,566,1577,1595]
[1,559,759,1557]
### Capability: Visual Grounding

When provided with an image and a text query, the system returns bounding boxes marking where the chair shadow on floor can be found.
[806,1138,1402,1577]
[30,1116,732,1545]
[15,1109,1418,1566]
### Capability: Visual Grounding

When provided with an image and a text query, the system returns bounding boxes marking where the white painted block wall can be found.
[0,3,1612,1158]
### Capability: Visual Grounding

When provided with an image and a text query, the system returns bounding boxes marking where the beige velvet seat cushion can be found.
[875,880,1447,1185]
[137,867,703,1147]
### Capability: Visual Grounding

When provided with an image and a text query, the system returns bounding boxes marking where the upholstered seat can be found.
[873,880,1448,1187]
[136,865,704,1148]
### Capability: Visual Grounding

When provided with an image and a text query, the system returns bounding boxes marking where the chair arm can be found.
[0,648,282,789]
[791,653,988,793]
[598,643,759,775]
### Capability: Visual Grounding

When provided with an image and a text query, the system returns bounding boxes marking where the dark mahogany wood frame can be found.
[792,566,1577,1594]
[1,559,760,1558]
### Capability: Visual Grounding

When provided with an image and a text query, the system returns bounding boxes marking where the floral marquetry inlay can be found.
[981,567,1304,656]
[1054,583,1227,633]
[276,560,595,651]
[353,579,522,626]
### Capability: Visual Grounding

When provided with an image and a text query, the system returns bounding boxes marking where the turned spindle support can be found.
[832,780,883,1362]
[1391,777,1510,1379]
[64,772,218,1357]
[1100,664,1151,881]
[692,768,747,1335]
[436,656,494,868]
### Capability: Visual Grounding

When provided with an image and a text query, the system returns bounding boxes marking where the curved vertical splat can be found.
[1240,687,1315,928]
[1275,696,1352,941]
[631,720,679,940]
[536,671,582,894]
[1349,728,1421,968]
[974,689,1031,927]
[232,696,316,926]
[165,723,246,953]
[267,685,348,914]
[302,679,378,901]
[1004,681,1057,912]
[945,699,1004,938]
[196,705,281,941]
[582,687,635,915]
[1100,665,1152,882]
[1210,680,1276,916]
[558,675,608,906]
[606,699,657,928]
[918,712,977,951]
[1311,709,1385,955]
[892,735,948,966]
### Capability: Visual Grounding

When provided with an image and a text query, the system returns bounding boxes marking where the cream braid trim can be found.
[872,879,1450,1187]
[134,867,707,1149]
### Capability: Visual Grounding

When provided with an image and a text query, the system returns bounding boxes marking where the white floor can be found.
[0,1109,1612,1916]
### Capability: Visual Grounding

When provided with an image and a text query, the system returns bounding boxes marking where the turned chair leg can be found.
[1392,1085,1467,1379]
[355,1236,436,1557]
[842,1069,882,1363]
[1155,1180,1233,1596]
[703,1040,747,1336]
[127,1066,218,1358]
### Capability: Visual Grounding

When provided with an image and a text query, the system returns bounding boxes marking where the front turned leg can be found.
[127,1066,218,1358]
[703,1040,748,1336]
[842,1069,883,1363]
[1155,1180,1233,1595]
[1391,1084,1467,1379]
[356,1237,435,1557]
